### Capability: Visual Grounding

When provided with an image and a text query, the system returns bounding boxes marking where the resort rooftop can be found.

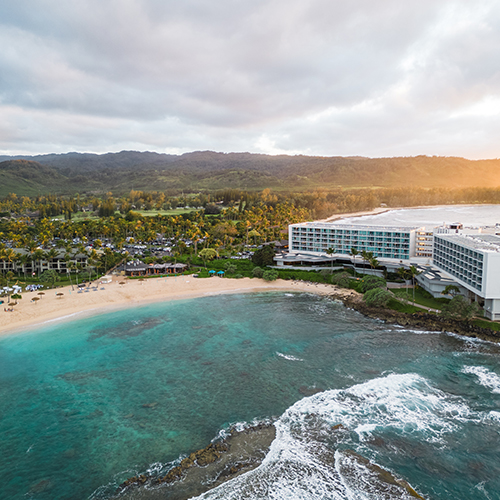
[292,221,421,232]
[437,233,500,252]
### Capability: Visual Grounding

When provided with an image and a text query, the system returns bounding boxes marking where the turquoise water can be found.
[1,292,500,499]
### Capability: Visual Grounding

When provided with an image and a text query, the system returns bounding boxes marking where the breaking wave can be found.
[462,365,500,394]
[190,372,487,499]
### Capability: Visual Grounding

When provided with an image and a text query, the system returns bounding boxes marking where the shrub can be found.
[363,287,392,307]
[262,269,279,281]
[319,269,332,280]
[359,275,387,293]
[234,274,244,279]
[224,262,237,274]
[440,295,480,320]
[252,266,264,278]
[332,272,351,288]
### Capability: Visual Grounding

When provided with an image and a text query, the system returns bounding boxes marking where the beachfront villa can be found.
[122,260,188,277]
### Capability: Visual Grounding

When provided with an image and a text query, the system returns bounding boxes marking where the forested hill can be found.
[1,151,500,196]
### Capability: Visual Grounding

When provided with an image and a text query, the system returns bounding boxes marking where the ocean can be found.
[341,204,500,227]
[1,292,499,499]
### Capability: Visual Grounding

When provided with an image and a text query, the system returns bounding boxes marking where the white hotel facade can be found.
[433,234,500,320]
[288,222,424,264]
[285,221,500,320]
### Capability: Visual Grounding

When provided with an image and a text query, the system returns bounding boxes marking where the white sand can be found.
[0,276,355,337]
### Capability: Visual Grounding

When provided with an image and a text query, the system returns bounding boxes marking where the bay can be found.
[0,292,499,499]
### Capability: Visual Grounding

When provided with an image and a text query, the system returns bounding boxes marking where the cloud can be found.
[1,0,500,158]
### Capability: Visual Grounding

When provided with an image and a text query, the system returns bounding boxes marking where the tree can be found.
[350,247,359,275]
[326,247,335,270]
[39,269,59,288]
[359,275,387,293]
[441,285,461,298]
[440,295,480,321]
[248,229,261,246]
[408,265,421,303]
[319,269,332,280]
[262,269,279,281]
[363,288,393,308]
[361,250,379,271]
[32,248,45,278]
[198,248,218,268]
[368,254,379,271]
[251,245,275,267]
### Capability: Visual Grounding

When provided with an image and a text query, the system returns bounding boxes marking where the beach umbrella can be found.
[208,270,216,274]
[32,297,40,304]
[217,270,225,275]
[37,292,45,298]
[8,302,17,306]
[56,292,64,298]
[119,281,126,286]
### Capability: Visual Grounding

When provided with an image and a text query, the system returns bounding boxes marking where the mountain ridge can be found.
[1,151,499,196]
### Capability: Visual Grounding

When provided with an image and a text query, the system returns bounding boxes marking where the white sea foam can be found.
[276,352,304,362]
[190,373,462,499]
[213,418,275,441]
[488,411,500,424]
[462,365,500,394]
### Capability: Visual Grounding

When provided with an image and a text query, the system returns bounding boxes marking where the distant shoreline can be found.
[324,203,500,223]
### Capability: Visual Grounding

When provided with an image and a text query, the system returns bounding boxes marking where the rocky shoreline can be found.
[333,290,500,343]
[115,422,276,499]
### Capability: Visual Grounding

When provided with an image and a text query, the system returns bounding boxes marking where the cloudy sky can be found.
[1,0,500,158]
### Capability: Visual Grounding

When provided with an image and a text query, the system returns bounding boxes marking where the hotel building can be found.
[433,234,500,320]
[288,222,419,261]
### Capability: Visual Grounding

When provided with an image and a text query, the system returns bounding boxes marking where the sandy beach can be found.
[0,276,353,337]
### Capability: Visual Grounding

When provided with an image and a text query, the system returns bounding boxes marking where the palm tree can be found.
[408,265,421,303]
[17,253,30,281]
[350,247,359,275]
[397,266,411,297]
[32,248,45,278]
[326,247,335,271]
[361,250,378,274]
[44,248,59,273]
[368,255,379,271]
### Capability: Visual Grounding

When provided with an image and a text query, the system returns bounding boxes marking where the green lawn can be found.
[472,318,500,331]
[387,298,424,314]
[137,208,197,217]
[392,287,449,310]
